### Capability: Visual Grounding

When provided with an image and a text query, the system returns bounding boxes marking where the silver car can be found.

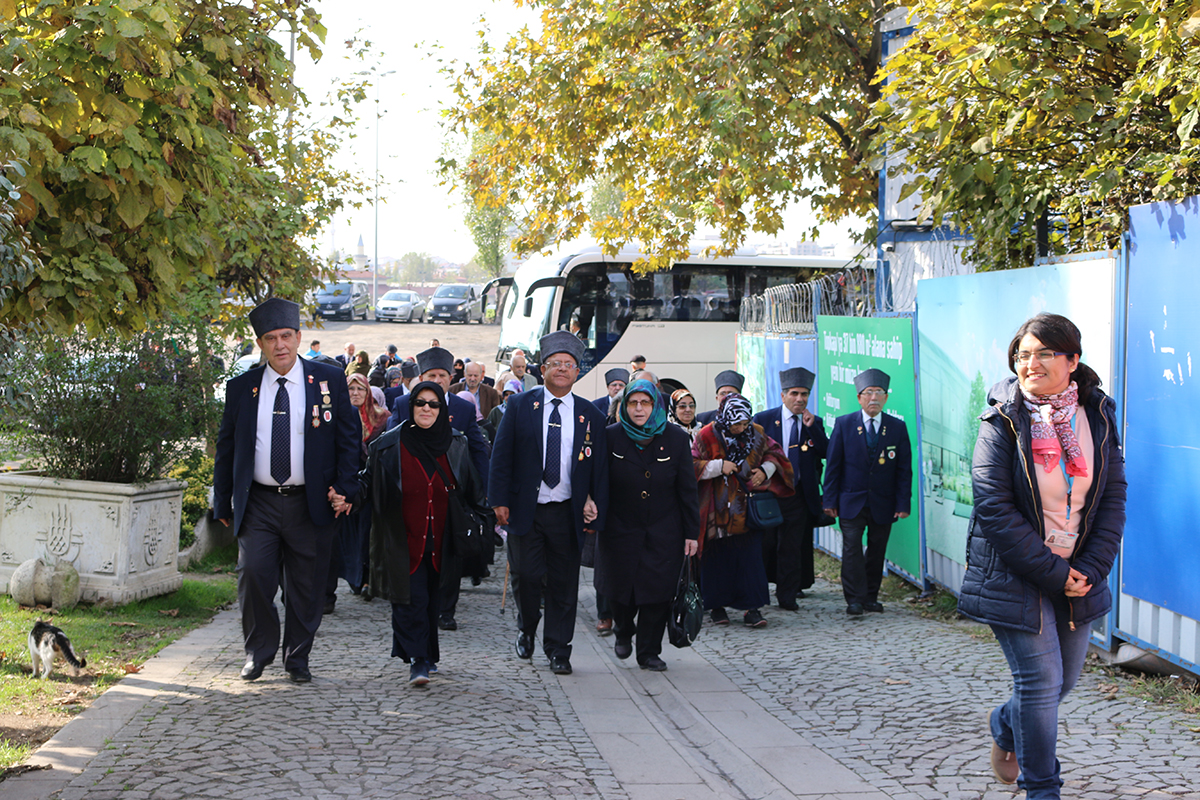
[375,290,427,323]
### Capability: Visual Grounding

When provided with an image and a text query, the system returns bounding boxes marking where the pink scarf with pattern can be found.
[1021,381,1088,477]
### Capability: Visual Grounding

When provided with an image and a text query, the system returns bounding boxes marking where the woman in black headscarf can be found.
[350,380,490,686]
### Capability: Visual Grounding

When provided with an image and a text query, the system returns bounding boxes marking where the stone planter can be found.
[0,473,185,605]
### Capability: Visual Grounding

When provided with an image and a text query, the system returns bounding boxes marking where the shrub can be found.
[12,318,224,484]
[169,451,215,549]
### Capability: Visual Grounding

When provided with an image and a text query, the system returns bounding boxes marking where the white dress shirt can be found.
[253,358,306,486]
[861,409,882,431]
[538,390,576,503]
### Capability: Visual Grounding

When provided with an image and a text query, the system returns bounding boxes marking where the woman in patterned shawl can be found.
[691,392,794,628]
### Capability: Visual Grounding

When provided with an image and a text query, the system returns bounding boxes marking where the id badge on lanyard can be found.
[1046,414,1079,560]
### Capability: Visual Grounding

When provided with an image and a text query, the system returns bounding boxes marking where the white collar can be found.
[266,358,304,385]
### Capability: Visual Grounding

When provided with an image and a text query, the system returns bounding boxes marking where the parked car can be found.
[375,289,427,323]
[428,283,484,324]
[314,280,370,321]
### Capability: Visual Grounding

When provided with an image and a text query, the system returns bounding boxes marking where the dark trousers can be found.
[237,487,334,670]
[596,591,612,621]
[391,556,441,664]
[763,494,814,605]
[507,500,579,659]
[439,551,462,620]
[839,510,893,606]
[612,600,670,662]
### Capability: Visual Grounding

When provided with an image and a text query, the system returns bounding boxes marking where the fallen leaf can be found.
[1097,683,1119,693]
[884,678,910,685]
[122,663,142,674]
[158,609,179,617]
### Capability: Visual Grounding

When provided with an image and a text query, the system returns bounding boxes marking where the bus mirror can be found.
[524,297,533,316]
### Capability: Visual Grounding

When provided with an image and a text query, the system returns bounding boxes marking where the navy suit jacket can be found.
[592,395,613,415]
[213,358,360,537]
[821,411,912,522]
[489,387,609,546]
[387,393,490,496]
[753,406,828,515]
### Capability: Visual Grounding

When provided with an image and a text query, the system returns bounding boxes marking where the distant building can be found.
[353,236,369,270]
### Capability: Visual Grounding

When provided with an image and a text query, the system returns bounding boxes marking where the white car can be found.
[375,290,427,323]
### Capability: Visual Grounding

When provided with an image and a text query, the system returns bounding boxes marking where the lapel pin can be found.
[308,375,313,384]
[251,387,258,398]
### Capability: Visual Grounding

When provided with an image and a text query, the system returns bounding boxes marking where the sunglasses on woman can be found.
[412,399,442,409]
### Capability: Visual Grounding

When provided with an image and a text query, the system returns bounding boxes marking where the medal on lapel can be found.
[320,380,331,406]
[251,386,258,398]
[308,375,314,384]
[312,405,319,428]
[323,410,332,423]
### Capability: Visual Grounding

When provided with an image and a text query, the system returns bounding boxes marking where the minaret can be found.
[353,235,369,270]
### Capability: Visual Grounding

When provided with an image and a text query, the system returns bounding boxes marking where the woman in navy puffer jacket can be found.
[959,313,1125,800]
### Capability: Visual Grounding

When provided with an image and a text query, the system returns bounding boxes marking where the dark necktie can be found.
[866,417,878,452]
[788,415,802,484]
[543,398,562,488]
[270,376,291,484]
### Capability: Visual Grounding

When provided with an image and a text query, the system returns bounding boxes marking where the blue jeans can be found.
[989,594,1091,799]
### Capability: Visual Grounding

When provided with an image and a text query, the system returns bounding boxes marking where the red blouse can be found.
[399,444,451,573]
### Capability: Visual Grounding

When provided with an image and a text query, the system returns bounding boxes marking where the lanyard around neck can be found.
[1059,413,1077,522]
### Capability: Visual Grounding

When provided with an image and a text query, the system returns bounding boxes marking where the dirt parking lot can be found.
[296,317,503,374]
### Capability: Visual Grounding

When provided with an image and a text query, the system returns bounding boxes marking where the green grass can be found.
[184,543,239,574]
[0,577,237,770]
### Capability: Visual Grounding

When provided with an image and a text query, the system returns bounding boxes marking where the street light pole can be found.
[372,70,396,312]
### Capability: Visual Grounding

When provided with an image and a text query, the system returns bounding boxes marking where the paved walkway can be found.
[4,565,1198,800]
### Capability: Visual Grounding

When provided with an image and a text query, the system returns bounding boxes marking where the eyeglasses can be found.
[675,402,696,410]
[627,399,655,409]
[412,399,442,409]
[543,360,578,371]
[859,389,887,398]
[1014,350,1069,365]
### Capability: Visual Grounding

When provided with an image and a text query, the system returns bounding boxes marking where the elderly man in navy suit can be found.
[387,346,492,631]
[753,367,828,610]
[490,332,609,675]
[593,367,629,416]
[214,298,361,683]
[822,368,913,617]
[695,369,745,427]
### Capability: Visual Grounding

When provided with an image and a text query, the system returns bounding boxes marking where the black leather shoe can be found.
[515,632,534,660]
[795,590,807,600]
[438,616,458,631]
[549,656,572,675]
[638,656,668,672]
[846,603,865,617]
[286,667,312,683]
[778,600,799,612]
[864,601,885,613]
[614,639,633,660]
[240,660,265,681]
[323,600,335,615]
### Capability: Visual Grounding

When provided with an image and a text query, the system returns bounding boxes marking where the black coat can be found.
[958,377,1126,633]
[594,424,700,606]
[358,430,490,605]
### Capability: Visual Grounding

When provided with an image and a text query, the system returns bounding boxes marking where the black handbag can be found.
[430,461,492,560]
[667,556,703,648]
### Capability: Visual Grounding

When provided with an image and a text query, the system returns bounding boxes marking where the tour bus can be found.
[485,245,850,412]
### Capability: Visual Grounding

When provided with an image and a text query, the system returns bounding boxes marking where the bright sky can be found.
[293,0,866,267]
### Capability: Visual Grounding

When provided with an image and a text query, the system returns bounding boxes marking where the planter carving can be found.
[0,473,185,605]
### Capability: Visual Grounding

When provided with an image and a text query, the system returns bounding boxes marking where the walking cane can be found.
[500,560,510,615]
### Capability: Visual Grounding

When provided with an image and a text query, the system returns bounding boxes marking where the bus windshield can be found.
[558,261,811,373]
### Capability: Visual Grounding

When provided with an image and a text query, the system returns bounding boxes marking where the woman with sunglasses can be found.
[347,381,490,685]
[961,313,1125,797]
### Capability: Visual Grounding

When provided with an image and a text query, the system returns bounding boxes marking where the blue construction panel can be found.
[1122,199,1200,620]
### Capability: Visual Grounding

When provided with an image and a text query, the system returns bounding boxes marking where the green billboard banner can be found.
[816,315,922,582]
